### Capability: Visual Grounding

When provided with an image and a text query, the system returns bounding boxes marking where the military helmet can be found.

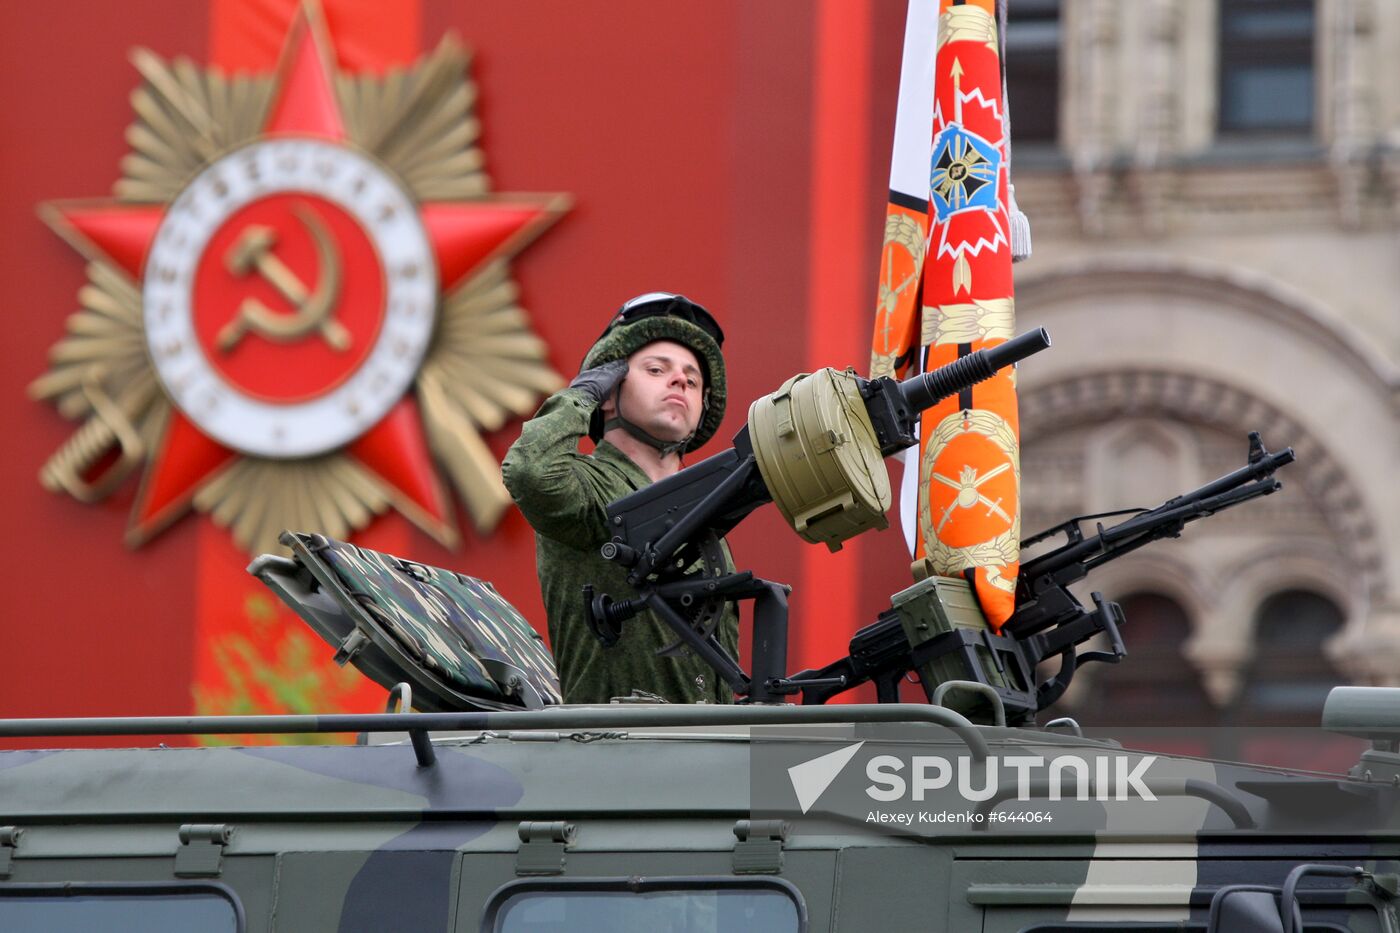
[580,292,726,452]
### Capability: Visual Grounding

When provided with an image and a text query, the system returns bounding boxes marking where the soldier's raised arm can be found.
[501,361,628,550]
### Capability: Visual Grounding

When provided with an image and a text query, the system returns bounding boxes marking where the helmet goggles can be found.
[600,292,725,348]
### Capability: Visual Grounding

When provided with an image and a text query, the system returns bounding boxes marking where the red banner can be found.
[193,0,424,728]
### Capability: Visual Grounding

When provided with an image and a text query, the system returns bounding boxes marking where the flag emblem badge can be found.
[930,125,1001,220]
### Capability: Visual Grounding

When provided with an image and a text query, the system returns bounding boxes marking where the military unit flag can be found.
[870,0,1024,629]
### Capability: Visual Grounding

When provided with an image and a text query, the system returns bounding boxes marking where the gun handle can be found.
[1076,593,1128,666]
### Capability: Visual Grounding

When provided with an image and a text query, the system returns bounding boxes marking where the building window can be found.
[1005,0,1061,144]
[1240,589,1343,723]
[1217,0,1316,136]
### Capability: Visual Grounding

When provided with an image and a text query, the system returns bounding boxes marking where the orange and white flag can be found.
[870,0,1023,629]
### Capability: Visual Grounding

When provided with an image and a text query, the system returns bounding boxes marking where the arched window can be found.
[1079,592,1214,726]
[1240,589,1344,723]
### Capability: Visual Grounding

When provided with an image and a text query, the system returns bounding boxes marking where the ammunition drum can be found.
[747,367,891,551]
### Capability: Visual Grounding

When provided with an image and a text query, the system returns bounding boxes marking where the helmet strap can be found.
[602,383,703,459]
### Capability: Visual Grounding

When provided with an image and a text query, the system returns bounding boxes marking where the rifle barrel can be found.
[1163,447,1294,506]
[898,328,1051,413]
[1020,463,1290,584]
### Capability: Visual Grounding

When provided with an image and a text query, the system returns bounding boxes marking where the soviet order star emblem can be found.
[32,11,568,554]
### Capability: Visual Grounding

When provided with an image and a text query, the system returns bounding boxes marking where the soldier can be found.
[502,293,738,704]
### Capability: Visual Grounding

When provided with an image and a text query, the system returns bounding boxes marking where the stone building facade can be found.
[1006,0,1400,725]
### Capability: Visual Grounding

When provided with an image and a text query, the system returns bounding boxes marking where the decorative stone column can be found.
[1129,0,1183,234]
[1066,0,1117,235]
[1329,601,1400,686]
[1325,0,1377,227]
[1183,635,1251,708]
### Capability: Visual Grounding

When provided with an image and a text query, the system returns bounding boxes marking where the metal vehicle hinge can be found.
[515,821,575,876]
[0,827,22,879]
[175,823,233,878]
[732,819,788,874]
[333,628,370,666]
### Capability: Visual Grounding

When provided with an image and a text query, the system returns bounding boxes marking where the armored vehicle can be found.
[2,333,1396,932]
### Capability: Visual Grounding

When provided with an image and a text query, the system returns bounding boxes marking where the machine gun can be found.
[1006,430,1294,710]
[791,431,1295,720]
[587,328,1051,704]
[587,328,1295,720]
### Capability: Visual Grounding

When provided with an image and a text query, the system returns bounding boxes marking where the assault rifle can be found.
[791,432,1295,720]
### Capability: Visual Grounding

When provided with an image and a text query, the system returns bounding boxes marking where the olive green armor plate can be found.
[250,532,562,712]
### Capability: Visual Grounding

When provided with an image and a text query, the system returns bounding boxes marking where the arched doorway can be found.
[1230,589,1357,770]
[1074,591,1214,727]
[1239,589,1345,725]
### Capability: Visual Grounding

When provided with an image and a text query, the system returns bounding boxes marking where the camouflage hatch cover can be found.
[251,532,561,712]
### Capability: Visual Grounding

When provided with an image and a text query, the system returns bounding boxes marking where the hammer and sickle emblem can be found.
[217,204,350,352]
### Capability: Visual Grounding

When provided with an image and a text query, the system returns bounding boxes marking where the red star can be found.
[42,13,565,548]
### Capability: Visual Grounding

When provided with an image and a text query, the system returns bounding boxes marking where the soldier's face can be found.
[606,340,705,442]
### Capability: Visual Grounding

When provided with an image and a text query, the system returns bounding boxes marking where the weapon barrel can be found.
[898,328,1051,413]
[1164,446,1294,506]
[1018,441,1295,586]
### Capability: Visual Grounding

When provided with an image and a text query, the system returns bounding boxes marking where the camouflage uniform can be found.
[502,386,740,704]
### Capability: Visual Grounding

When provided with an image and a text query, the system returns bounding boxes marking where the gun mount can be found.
[589,329,1052,704]
[589,328,1297,720]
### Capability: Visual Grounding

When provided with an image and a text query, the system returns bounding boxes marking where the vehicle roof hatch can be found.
[250,532,562,712]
